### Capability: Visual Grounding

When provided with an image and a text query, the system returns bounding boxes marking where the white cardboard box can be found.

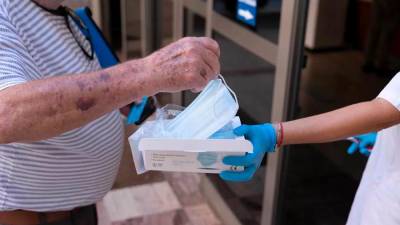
[138,138,253,173]
[129,116,253,174]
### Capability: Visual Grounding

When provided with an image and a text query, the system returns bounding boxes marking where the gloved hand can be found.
[220,124,277,182]
[347,132,377,157]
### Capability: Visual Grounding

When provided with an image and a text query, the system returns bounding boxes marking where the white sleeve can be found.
[377,73,400,111]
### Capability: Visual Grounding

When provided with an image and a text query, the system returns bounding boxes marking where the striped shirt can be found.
[0,0,124,211]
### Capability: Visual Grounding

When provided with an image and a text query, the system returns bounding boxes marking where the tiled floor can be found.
[98,172,223,225]
[103,182,182,221]
[96,124,224,225]
[97,174,223,225]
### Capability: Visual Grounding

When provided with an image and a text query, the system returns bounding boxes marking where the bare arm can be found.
[0,37,220,143]
[282,98,400,145]
[0,61,149,143]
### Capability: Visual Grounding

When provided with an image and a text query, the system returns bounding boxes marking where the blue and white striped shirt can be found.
[0,0,124,211]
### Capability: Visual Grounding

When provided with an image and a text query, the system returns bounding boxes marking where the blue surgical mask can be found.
[166,75,239,139]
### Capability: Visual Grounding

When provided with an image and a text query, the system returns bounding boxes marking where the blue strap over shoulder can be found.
[74,7,150,125]
[74,7,118,68]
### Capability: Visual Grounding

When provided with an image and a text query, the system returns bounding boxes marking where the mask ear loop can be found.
[218,74,239,106]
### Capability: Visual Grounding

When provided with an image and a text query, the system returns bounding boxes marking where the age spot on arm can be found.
[76,81,87,91]
[75,97,96,111]
[99,73,111,82]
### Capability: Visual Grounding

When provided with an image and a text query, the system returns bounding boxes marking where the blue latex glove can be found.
[220,124,277,182]
[347,132,377,157]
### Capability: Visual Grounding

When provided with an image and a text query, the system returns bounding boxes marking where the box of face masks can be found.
[132,117,253,174]
[128,75,253,174]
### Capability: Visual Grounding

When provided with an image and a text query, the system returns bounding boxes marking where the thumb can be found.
[233,125,249,136]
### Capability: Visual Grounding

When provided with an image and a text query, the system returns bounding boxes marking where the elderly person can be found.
[0,0,221,224]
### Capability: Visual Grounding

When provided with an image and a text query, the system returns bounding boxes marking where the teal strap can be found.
[74,7,150,125]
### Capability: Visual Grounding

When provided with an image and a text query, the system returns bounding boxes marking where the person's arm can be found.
[0,37,220,144]
[220,98,400,182]
[282,98,400,145]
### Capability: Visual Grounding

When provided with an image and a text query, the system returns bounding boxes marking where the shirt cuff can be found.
[377,73,400,111]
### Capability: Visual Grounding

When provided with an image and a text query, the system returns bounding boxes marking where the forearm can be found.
[0,37,221,143]
[282,98,400,145]
[0,59,155,143]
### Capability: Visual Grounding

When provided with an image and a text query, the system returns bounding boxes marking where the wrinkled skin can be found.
[0,36,220,143]
[143,37,220,93]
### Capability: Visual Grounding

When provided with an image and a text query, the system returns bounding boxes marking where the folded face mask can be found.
[166,75,239,139]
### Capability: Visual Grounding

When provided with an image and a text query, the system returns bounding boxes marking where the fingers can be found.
[196,37,220,57]
[219,165,257,182]
[190,88,201,93]
[233,125,249,136]
[359,141,372,156]
[360,147,371,156]
[192,40,220,81]
[347,143,358,154]
[223,155,254,167]
[178,37,220,90]
[359,141,373,152]
[189,60,214,92]
[196,47,220,76]
[197,58,214,80]
[185,37,220,79]
[347,141,372,156]
[223,150,264,167]
[148,36,221,93]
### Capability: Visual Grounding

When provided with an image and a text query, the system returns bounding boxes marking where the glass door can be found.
[170,1,309,225]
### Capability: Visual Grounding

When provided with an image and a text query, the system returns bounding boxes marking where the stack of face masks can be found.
[129,74,244,174]
[166,75,239,139]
